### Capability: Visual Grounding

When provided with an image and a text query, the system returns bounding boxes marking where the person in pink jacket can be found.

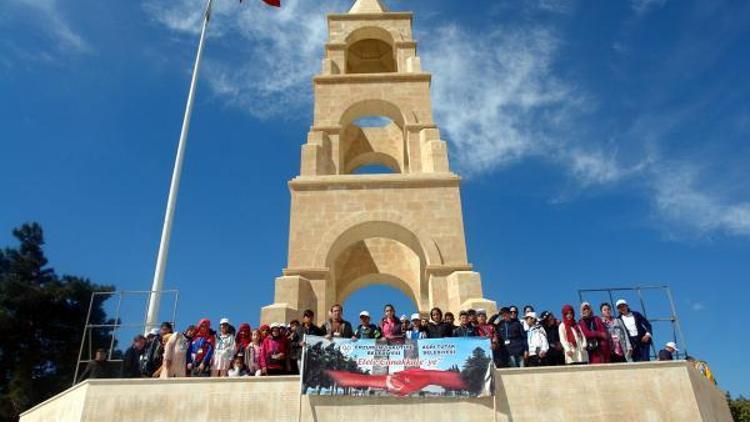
[578,302,611,364]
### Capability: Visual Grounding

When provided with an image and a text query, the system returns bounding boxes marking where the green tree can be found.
[0,223,114,421]
[728,393,750,422]
[460,347,492,396]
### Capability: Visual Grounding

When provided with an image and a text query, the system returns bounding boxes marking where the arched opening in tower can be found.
[346,38,396,74]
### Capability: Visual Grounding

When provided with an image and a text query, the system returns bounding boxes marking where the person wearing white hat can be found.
[354,311,381,339]
[211,318,236,377]
[616,299,654,362]
[407,313,426,340]
[524,312,549,367]
[658,342,679,361]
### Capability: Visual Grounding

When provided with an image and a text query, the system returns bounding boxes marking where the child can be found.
[354,311,381,339]
[211,318,236,377]
[244,329,263,376]
[227,355,249,377]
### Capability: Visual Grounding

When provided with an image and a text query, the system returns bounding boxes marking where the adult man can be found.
[144,322,173,376]
[354,311,381,339]
[658,342,678,361]
[79,348,112,381]
[495,307,526,367]
[524,312,548,367]
[298,309,324,338]
[324,304,354,339]
[452,311,476,337]
[616,299,653,362]
[121,335,147,378]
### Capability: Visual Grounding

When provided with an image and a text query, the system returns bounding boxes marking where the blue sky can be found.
[1,0,748,394]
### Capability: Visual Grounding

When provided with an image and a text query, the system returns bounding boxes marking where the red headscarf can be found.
[236,323,252,350]
[195,318,215,346]
[259,324,271,340]
[561,305,578,347]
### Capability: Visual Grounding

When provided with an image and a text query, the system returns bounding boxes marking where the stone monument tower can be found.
[261,0,496,324]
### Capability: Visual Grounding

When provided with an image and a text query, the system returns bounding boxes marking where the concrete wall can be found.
[21,361,732,422]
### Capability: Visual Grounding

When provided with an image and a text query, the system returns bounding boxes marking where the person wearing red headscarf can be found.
[236,323,252,354]
[187,318,215,376]
[558,305,588,364]
[578,302,611,364]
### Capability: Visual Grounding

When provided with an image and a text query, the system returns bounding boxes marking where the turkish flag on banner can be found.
[240,0,281,7]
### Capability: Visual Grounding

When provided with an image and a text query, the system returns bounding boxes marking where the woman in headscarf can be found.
[600,302,632,363]
[558,305,588,365]
[578,302,611,364]
[187,318,214,376]
[235,323,252,355]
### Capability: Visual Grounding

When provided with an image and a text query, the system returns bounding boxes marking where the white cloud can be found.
[424,25,578,174]
[630,0,667,14]
[6,0,90,54]
[143,0,750,240]
[143,0,348,117]
[651,164,750,237]
[687,299,705,312]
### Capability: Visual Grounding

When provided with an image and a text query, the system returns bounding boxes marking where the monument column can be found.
[261,0,496,325]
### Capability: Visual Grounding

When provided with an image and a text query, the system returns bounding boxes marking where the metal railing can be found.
[73,289,179,385]
[577,285,687,359]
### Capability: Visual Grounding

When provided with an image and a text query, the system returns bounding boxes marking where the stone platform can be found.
[21,361,731,421]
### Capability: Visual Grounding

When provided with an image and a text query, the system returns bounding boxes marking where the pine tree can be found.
[460,347,492,396]
[0,223,114,421]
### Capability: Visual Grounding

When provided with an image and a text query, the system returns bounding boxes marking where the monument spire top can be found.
[349,0,388,14]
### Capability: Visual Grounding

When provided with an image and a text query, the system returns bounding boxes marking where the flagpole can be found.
[145,0,213,333]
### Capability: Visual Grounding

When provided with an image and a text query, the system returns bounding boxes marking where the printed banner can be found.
[301,335,494,397]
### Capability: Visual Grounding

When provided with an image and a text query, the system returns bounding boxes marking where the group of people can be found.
[79,299,715,383]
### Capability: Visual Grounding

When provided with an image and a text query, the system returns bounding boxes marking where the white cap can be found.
[666,341,679,351]
[270,322,278,328]
[359,310,370,318]
[615,299,628,308]
[219,318,230,325]
[476,308,487,315]
[410,313,421,321]
[148,328,159,336]
[525,312,537,320]
[400,314,408,321]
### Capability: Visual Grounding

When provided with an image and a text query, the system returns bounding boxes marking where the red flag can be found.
[240,0,281,7]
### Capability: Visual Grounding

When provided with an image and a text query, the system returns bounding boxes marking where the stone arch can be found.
[339,99,407,129]
[346,151,400,174]
[314,210,443,268]
[316,212,443,311]
[339,99,410,175]
[345,26,397,74]
[337,273,418,306]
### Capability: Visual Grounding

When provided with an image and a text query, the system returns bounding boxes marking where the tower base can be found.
[21,361,731,421]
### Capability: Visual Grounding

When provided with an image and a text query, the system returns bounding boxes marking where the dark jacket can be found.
[619,311,653,342]
[354,323,381,339]
[658,349,674,361]
[425,322,453,339]
[143,336,164,376]
[121,345,144,378]
[452,324,476,337]
[79,360,112,381]
[298,323,324,338]
[496,319,526,356]
[324,319,354,339]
